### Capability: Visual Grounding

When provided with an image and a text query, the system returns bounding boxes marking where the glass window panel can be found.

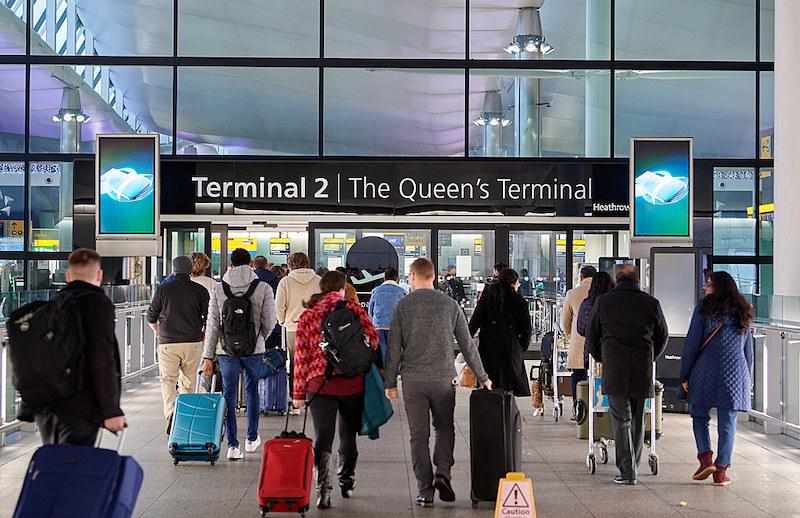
[759,264,772,296]
[177,67,318,156]
[759,168,774,256]
[760,72,774,159]
[315,230,356,273]
[0,0,26,54]
[0,162,24,252]
[615,0,756,61]
[358,230,431,286]
[615,71,756,158]
[324,68,465,156]
[326,0,464,58]
[0,65,26,152]
[713,263,757,295]
[179,0,318,57]
[32,0,172,56]
[29,65,173,154]
[761,0,774,62]
[470,69,610,157]
[437,230,495,311]
[226,230,309,269]
[28,259,69,291]
[712,167,756,256]
[573,231,617,288]
[29,162,72,252]
[470,0,610,60]
[509,231,563,297]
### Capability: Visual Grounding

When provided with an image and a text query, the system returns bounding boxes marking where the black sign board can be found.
[176,160,629,217]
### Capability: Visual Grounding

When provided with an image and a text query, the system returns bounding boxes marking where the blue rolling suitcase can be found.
[168,374,225,465]
[259,366,289,415]
[14,429,143,518]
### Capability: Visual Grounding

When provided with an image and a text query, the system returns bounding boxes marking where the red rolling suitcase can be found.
[258,407,314,517]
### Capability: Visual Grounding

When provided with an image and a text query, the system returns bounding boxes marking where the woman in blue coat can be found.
[680,271,754,487]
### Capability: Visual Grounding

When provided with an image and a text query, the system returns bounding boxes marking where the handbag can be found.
[680,321,723,399]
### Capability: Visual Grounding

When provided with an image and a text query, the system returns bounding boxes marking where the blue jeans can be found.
[692,407,738,466]
[218,355,269,448]
[377,330,390,369]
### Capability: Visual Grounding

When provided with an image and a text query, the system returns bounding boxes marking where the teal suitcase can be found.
[168,375,225,465]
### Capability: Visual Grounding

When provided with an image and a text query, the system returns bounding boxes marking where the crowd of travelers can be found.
[10,245,756,511]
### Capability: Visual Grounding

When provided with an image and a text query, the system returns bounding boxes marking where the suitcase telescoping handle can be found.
[196,371,217,393]
[94,427,127,452]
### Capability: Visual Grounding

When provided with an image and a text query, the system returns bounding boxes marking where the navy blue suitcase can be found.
[13,429,143,518]
[259,366,289,415]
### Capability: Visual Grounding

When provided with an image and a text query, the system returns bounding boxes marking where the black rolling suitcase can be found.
[469,390,522,508]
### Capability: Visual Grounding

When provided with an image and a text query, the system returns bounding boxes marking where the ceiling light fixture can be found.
[504,3,555,56]
[473,90,511,127]
[52,86,91,123]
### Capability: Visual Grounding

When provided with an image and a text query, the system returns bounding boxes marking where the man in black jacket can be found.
[28,248,126,445]
[147,255,210,432]
[587,265,668,485]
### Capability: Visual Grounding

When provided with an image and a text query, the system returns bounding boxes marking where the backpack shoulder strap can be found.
[244,279,260,298]
[222,281,233,299]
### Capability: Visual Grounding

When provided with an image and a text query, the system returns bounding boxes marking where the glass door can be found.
[437,229,495,314]
[509,231,564,297]
[161,224,209,281]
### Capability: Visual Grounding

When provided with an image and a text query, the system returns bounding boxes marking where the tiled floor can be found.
[1,378,800,518]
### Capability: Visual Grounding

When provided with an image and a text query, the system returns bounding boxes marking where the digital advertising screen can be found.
[96,135,159,236]
[630,138,692,241]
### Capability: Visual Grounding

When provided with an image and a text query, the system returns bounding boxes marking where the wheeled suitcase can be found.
[13,429,143,518]
[469,389,522,508]
[168,374,225,465]
[259,366,289,415]
[258,409,314,516]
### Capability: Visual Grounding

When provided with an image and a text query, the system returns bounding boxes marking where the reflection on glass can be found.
[760,72,774,159]
[177,67,318,155]
[226,231,309,268]
[0,66,25,152]
[326,0,465,58]
[572,231,616,288]
[324,68,465,156]
[470,0,610,60]
[509,231,562,296]
[437,230,495,312]
[0,162,24,252]
[759,168,774,256]
[30,0,173,56]
[162,228,205,279]
[179,0,318,57]
[714,263,757,295]
[211,231,222,280]
[470,70,610,157]
[615,0,756,61]
[712,167,755,256]
[615,71,756,158]
[29,65,172,154]
[0,0,26,54]
[28,259,69,290]
[761,0,774,62]
[315,230,356,274]
[29,162,73,252]
[359,230,431,287]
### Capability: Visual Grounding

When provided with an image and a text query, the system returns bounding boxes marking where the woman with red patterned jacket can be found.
[292,271,378,510]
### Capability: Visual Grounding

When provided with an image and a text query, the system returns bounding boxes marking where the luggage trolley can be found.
[531,298,570,421]
[585,357,659,476]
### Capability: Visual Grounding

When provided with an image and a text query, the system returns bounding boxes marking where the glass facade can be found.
[0,0,774,290]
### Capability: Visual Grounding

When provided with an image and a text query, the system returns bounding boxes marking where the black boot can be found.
[316,452,333,510]
[337,454,358,498]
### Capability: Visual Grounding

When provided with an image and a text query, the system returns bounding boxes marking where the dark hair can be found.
[494,262,508,273]
[616,265,639,283]
[485,268,520,310]
[304,271,346,308]
[580,265,597,279]
[270,265,284,278]
[230,248,251,267]
[702,271,754,334]
[588,271,614,299]
[383,266,399,282]
[253,255,268,269]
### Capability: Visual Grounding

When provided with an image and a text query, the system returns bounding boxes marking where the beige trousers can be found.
[158,341,204,419]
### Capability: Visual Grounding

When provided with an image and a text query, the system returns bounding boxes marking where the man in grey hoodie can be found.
[202,248,276,460]
[385,258,491,507]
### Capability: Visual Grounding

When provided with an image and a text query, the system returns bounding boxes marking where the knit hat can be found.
[172,255,192,275]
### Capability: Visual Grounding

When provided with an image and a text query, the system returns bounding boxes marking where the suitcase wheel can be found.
[210,458,216,466]
[599,446,608,465]
[575,400,587,425]
[173,458,179,466]
[471,500,478,509]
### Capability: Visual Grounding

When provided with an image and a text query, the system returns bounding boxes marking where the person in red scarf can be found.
[292,271,378,510]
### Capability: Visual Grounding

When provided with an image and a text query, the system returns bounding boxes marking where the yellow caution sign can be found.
[495,472,536,518]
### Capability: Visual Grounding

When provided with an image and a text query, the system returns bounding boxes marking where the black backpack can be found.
[320,301,373,378]
[7,293,85,407]
[220,280,260,357]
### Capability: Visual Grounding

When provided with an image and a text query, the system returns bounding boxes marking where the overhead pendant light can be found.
[52,86,91,123]
[503,2,555,56]
[473,90,511,127]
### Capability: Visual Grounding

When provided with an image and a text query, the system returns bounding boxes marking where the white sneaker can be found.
[245,435,262,453]
[289,407,302,416]
[227,446,243,461]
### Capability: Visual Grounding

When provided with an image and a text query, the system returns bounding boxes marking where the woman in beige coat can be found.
[561,265,596,419]
[275,252,321,413]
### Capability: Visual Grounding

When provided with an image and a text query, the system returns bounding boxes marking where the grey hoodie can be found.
[203,265,276,359]
[275,268,321,332]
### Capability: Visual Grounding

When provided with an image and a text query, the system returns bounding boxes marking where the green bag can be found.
[360,364,394,440]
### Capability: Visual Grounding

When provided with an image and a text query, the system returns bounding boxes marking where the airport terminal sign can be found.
[187,161,629,217]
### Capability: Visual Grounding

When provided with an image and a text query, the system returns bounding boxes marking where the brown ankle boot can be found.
[713,465,731,486]
[692,451,716,480]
